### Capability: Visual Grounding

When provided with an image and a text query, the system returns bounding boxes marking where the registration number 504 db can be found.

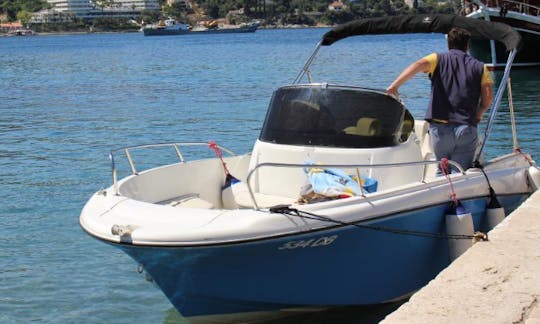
[277,235,338,250]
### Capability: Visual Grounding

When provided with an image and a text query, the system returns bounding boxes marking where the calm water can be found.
[1,29,539,323]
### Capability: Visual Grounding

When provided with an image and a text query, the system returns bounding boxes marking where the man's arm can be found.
[386,58,431,97]
[476,65,494,123]
[476,83,493,123]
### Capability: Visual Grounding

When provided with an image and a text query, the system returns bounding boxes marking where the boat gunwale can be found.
[81,151,532,248]
[81,191,530,249]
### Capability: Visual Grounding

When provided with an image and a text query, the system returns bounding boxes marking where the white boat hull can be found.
[81,147,533,318]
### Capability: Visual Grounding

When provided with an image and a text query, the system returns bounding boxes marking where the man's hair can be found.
[447,27,471,51]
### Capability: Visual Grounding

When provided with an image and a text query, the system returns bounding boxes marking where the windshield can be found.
[259,84,412,148]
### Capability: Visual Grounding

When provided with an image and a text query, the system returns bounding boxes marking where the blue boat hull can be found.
[143,25,258,36]
[115,194,528,318]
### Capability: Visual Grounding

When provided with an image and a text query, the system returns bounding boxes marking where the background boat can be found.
[463,0,540,69]
[143,19,259,36]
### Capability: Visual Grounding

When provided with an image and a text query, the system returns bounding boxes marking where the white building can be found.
[47,0,94,15]
[404,0,425,8]
[43,0,160,18]
[166,0,192,10]
[28,9,76,23]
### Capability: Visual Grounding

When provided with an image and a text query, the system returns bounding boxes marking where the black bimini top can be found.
[322,14,522,52]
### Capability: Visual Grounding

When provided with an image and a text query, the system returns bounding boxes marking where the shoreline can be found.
[0,24,333,37]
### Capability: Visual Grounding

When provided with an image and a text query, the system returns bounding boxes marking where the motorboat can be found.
[142,18,259,36]
[81,14,540,322]
[141,18,191,36]
[190,20,260,33]
[6,28,36,36]
[462,0,540,69]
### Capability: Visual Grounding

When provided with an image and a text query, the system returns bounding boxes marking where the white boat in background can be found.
[81,14,540,323]
[142,18,259,36]
[6,28,36,36]
[463,0,540,69]
[141,18,190,36]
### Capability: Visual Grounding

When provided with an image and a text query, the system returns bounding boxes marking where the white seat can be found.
[160,194,214,209]
[223,182,296,209]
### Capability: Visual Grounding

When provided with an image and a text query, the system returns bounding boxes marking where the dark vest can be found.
[425,49,485,125]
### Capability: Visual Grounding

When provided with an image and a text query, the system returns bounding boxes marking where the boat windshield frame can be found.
[259,84,414,148]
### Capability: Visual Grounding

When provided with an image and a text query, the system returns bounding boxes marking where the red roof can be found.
[0,22,23,28]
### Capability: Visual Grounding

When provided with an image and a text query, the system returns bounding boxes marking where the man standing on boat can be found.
[386,27,493,173]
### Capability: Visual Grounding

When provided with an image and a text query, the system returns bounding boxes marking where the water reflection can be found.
[482,69,540,160]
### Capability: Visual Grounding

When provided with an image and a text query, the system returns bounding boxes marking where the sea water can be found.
[1,29,539,323]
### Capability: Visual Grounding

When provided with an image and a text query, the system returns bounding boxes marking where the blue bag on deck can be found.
[304,163,377,197]
[305,167,360,197]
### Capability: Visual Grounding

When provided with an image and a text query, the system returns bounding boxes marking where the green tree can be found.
[164,2,190,19]
[1,0,47,21]
[16,9,32,23]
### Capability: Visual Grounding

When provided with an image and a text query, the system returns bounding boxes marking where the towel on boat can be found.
[304,166,361,198]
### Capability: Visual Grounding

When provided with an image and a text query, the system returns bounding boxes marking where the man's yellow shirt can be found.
[423,53,493,85]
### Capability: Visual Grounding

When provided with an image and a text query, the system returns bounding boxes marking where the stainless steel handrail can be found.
[109,142,236,195]
[245,159,465,210]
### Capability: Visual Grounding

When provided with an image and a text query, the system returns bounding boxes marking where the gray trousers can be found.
[429,123,478,174]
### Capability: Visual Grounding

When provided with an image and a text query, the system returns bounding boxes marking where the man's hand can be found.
[386,86,399,98]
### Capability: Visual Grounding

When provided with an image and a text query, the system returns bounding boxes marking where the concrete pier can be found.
[382,191,540,324]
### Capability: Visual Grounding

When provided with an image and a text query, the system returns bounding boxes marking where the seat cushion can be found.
[222,181,296,209]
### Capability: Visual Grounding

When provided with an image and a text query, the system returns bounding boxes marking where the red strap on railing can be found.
[514,147,533,164]
[441,158,458,204]
[209,141,231,175]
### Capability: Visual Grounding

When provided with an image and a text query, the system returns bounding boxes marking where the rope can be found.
[208,141,231,176]
[507,77,520,151]
[440,158,459,204]
[473,161,502,209]
[515,148,533,164]
[506,78,531,165]
[269,205,488,241]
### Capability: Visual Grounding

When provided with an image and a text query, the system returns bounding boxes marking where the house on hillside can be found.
[0,22,23,33]
[166,0,192,11]
[328,1,347,11]
[404,0,425,8]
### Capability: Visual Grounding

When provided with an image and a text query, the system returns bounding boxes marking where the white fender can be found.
[528,166,540,191]
[482,189,506,232]
[446,204,474,261]
[222,178,241,209]
[484,207,505,231]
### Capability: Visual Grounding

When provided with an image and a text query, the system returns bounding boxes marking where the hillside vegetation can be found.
[195,0,459,25]
[0,0,460,28]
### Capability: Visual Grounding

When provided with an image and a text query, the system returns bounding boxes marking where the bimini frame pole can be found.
[506,77,519,151]
[293,41,322,84]
[475,48,518,161]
